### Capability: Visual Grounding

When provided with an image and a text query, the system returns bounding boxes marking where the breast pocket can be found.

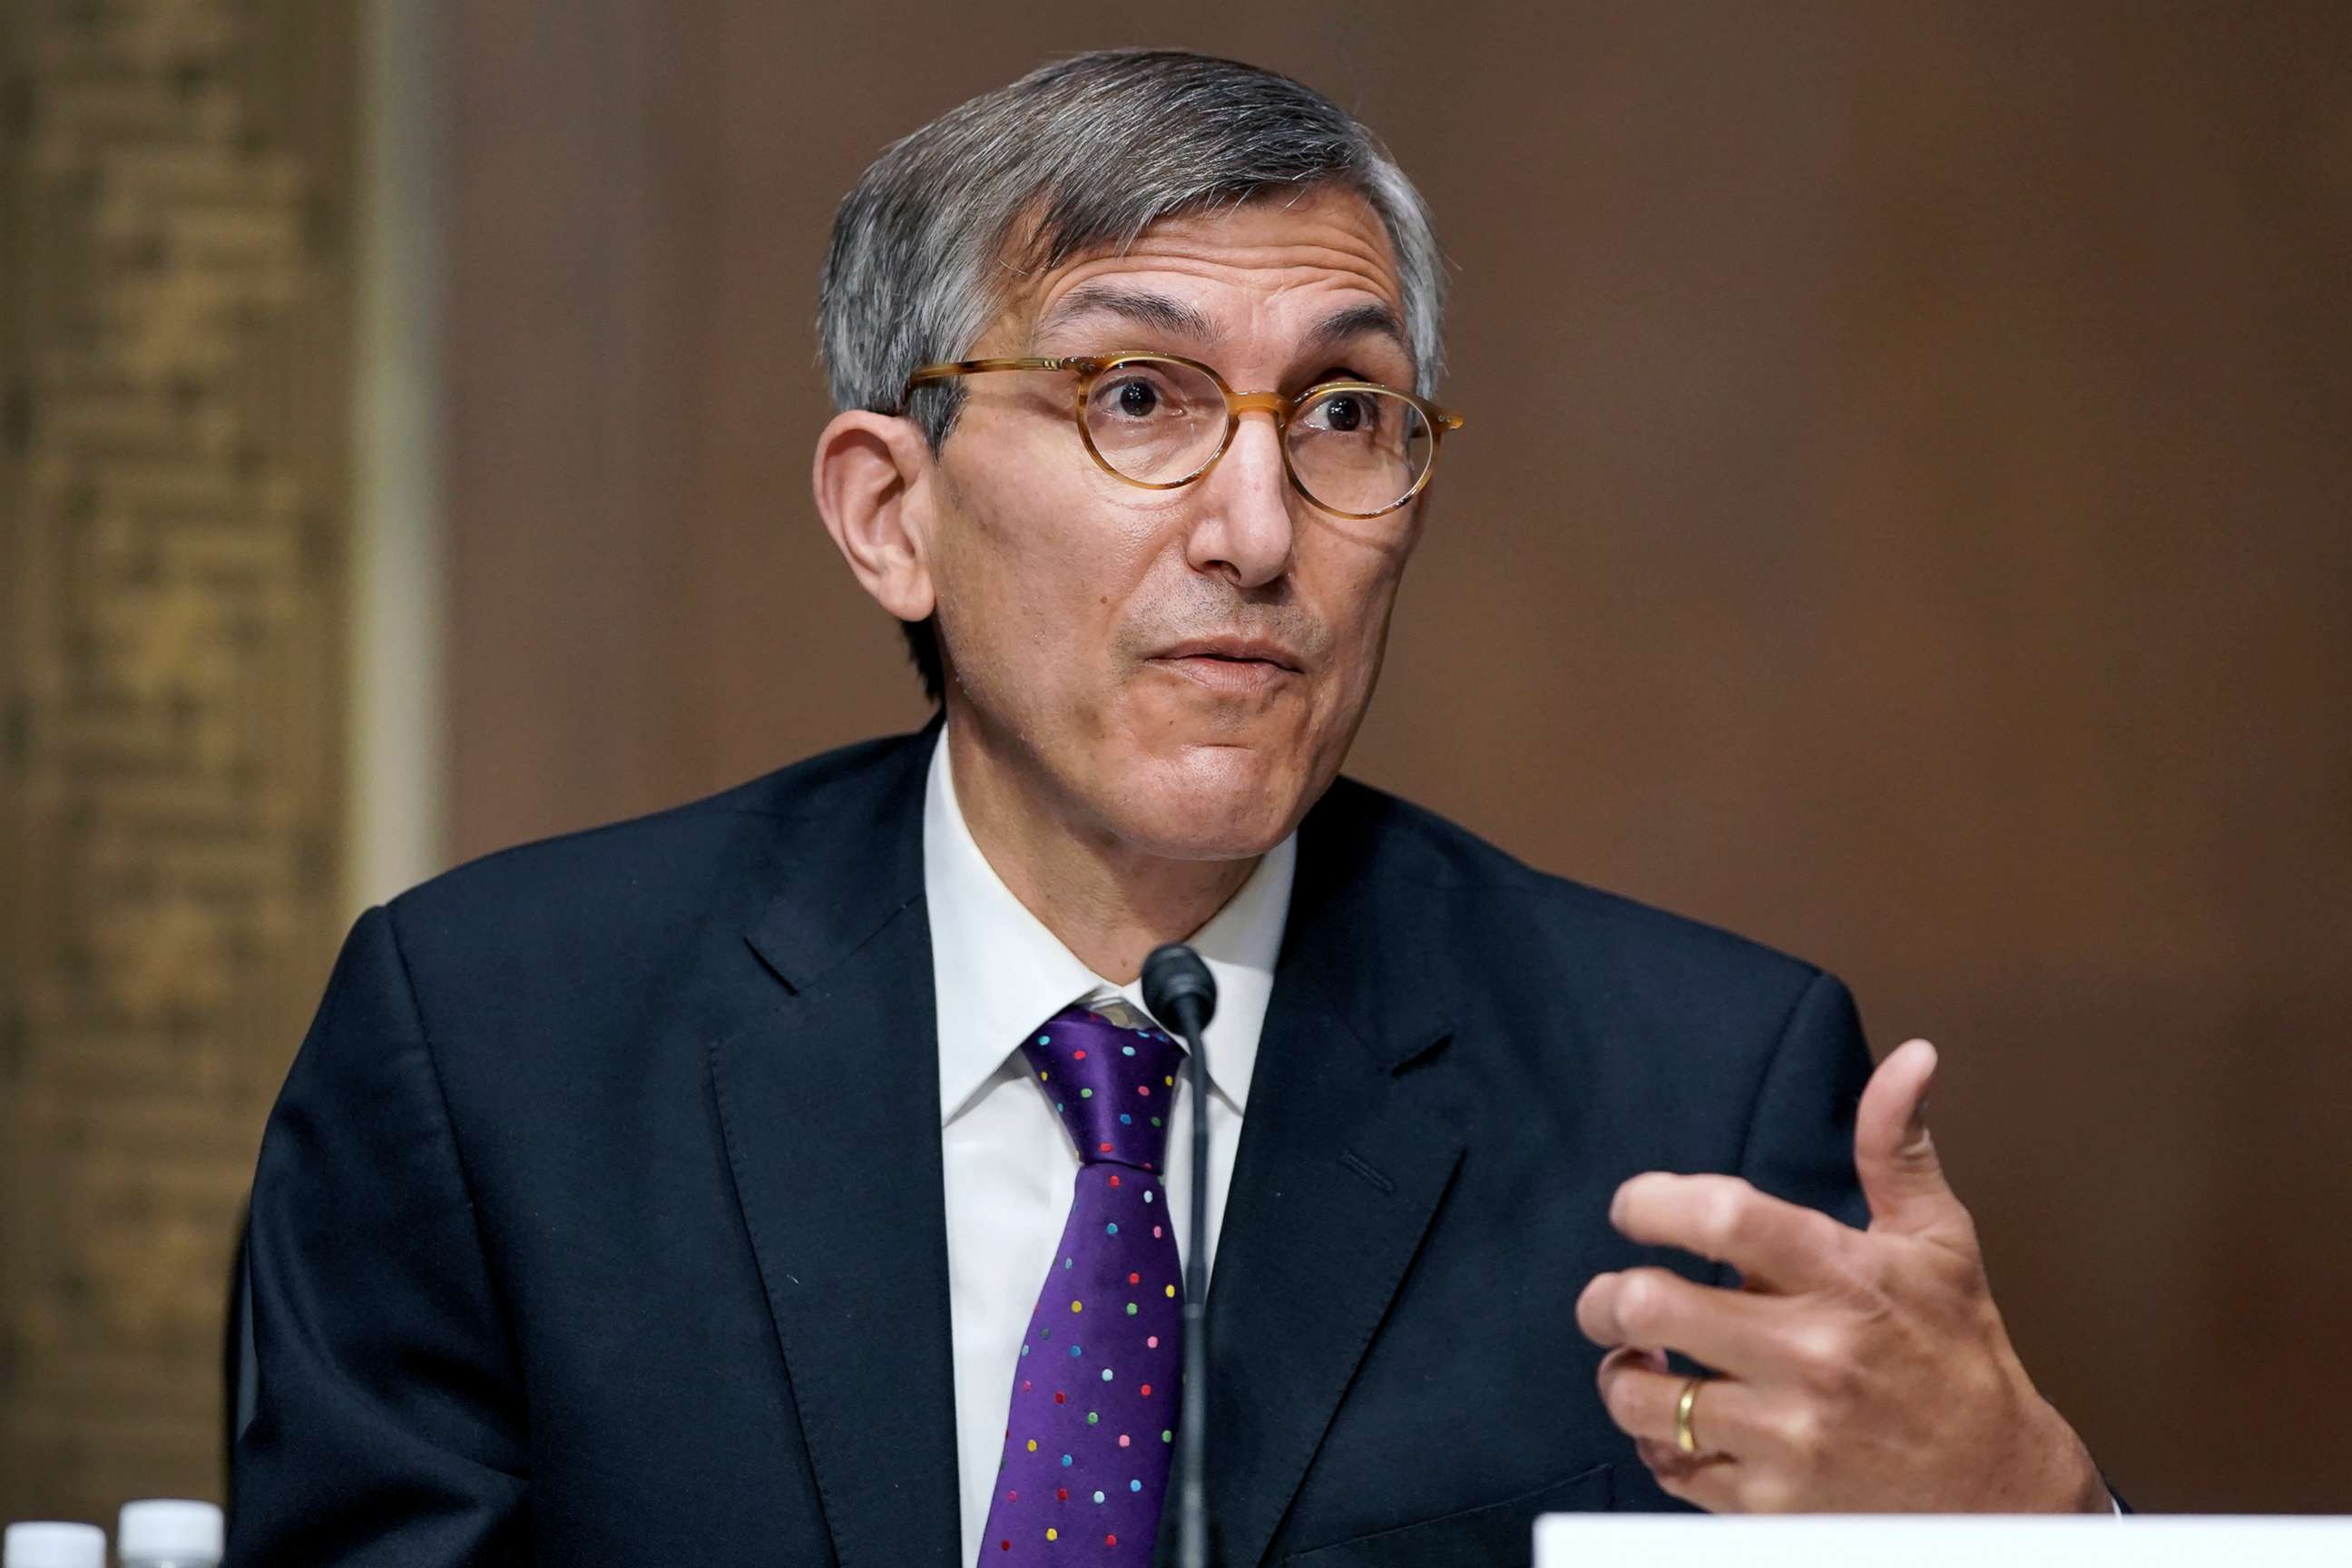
[1280,1463,1613,1568]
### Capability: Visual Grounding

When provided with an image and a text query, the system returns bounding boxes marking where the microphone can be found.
[1142,943,1218,1568]
[1142,941,1216,1047]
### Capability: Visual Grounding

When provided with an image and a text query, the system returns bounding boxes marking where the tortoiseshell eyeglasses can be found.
[901,351,1465,522]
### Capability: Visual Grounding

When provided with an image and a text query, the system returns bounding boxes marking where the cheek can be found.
[933,458,1161,693]
[1307,536,1414,695]
[937,528,1078,686]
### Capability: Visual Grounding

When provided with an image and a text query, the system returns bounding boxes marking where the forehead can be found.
[995,186,1406,348]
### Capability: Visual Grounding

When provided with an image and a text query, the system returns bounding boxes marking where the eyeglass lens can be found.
[1082,358,1433,514]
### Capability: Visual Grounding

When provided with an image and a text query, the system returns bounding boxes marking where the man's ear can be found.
[812,410,939,623]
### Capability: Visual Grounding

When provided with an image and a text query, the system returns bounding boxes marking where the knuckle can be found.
[1741,1473,1799,1514]
[1615,1269,1671,1340]
[1612,1273,1651,1335]
[1700,1182,1751,1251]
[1792,1320,1852,1383]
[1777,1403,1826,1461]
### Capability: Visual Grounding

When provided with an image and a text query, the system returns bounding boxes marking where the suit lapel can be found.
[710,722,963,1567]
[1176,786,1467,1568]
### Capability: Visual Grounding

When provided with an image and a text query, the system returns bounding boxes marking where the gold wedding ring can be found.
[1673,1376,1706,1455]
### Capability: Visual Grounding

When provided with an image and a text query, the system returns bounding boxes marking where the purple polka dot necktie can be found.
[976,998,1187,1563]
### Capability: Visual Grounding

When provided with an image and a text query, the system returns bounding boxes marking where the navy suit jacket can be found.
[230,720,1873,1566]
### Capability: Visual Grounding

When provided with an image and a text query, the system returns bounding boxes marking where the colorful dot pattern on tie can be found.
[978,1002,1187,1565]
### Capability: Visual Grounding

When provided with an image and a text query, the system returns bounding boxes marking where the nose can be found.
[1184,403,1297,590]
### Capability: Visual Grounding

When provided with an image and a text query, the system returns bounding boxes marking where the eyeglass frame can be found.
[900,350,1466,522]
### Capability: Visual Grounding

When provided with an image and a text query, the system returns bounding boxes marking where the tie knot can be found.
[1020,1002,1186,1170]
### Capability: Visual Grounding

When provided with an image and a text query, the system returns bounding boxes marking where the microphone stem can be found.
[1178,1008,1212,1568]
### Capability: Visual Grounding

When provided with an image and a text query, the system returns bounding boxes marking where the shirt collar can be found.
[924,723,1294,1129]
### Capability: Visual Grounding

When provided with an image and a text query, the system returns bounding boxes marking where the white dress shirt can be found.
[925,727,1296,1565]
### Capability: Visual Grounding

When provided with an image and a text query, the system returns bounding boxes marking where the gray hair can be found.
[818,48,1448,699]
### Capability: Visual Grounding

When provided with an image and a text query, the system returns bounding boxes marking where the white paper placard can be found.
[1534,1514,2352,1567]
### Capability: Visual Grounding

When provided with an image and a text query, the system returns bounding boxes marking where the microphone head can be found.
[1142,942,1218,1033]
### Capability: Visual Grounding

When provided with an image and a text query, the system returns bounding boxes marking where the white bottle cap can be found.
[3,1523,107,1568]
[113,1502,221,1563]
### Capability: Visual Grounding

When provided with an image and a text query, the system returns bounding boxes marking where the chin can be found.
[1105,740,1318,862]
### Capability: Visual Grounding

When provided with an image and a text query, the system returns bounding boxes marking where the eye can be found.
[1301,388,1381,436]
[1088,364,1194,423]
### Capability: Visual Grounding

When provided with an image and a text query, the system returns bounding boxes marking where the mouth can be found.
[1147,639,1304,695]
[1152,638,1303,673]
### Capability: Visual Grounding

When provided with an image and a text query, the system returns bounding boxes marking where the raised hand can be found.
[1574,1040,2108,1513]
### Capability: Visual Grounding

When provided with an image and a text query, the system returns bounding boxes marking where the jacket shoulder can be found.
[1318,773,1829,1003]
[373,730,930,1033]
[389,730,916,927]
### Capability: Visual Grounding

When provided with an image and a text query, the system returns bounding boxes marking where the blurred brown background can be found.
[5,0,2347,1529]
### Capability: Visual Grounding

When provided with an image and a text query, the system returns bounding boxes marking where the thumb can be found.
[1853,1038,1972,1243]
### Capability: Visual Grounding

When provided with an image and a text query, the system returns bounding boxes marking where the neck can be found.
[944,708,1258,984]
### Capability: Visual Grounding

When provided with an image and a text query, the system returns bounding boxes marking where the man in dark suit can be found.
[230,49,2106,1567]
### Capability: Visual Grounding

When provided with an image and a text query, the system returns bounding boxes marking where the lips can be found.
[1152,638,1303,672]
[1146,639,1302,698]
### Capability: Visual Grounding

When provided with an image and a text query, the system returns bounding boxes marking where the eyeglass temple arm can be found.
[904,357,1101,389]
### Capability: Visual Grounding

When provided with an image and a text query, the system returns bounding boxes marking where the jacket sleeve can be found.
[228,906,529,1565]
[1734,969,1875,1232]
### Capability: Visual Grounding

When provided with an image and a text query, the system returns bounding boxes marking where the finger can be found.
[1609,1351,1747,1512]
[1574,1267,1801,1377]
[1609,1172,1856,1292]
[1853,1038,1975,1248]
[1594,1348,1768,1459]
[1634,1436,1742,1512]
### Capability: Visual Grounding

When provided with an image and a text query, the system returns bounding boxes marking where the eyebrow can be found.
[1027,285,1415,372]
[1030,284,1219,348]
[1298,300,1412,364]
